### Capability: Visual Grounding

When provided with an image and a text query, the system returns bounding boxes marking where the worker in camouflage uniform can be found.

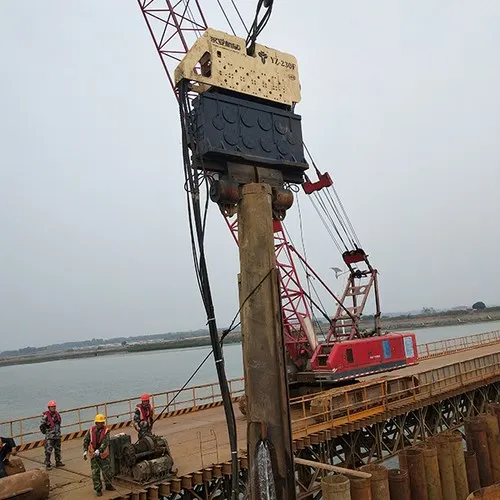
[134,393,154,439]
[83,414,115,497]
[40,400,64,469]
[0,436,16,478]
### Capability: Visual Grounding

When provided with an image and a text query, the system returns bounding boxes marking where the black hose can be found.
[178,82,239,499]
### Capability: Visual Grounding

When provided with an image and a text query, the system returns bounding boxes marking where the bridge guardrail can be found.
[290,350,500,438]
[2,329,500,447]
[0,378,244,446]
[417,329,500,359]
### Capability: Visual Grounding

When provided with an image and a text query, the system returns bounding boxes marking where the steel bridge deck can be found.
[15,341,500,499]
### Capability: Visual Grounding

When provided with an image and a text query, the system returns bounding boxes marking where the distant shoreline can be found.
[2,309,499,368]
[0,334,242,368]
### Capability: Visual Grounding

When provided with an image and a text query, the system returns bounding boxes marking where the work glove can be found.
[94,450,100,457]
[83,452,88,461]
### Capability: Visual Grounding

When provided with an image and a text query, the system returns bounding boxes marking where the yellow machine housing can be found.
[174,28,301,106]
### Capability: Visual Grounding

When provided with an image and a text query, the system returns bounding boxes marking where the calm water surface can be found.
[1,320,499,422]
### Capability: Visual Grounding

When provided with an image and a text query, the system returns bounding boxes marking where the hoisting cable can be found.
[310,193,350,251]
[296,194,315,313]
[308,196,344,253]
[326,194,359,248]
[216,0,237,36]
[323,188,358,248]
[181,0,206,38]
[230,0,250,34]
[282,213,352,330]
[299,286,333,326]
[281,224,332,327]
[303,142,362,251]
[329,184,361,247]
[152,267,274,424]
[312,314,327,341]
[306,138,362,248]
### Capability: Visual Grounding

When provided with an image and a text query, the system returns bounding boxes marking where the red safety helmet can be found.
[140,393,150,402]
[47,400,56,408]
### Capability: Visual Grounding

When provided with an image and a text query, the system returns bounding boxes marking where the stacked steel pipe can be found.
[387,409,500,500]
[320,464,391,500]
[465,408,500,490]
[319,408,500,500]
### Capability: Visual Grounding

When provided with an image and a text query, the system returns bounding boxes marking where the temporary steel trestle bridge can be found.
[5,329,500,499]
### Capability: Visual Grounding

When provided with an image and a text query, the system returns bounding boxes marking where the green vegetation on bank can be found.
[2,306,499,368]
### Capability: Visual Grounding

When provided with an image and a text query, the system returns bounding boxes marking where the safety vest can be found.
[136,404,153,427]
[43,411,61,427]
[88,426,109,459]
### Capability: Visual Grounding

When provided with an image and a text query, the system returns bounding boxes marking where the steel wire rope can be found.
[303,142,361,249]
[295,195,315,316]
[308,195,343,253]
[281,212,356,339]
[312,315,327,340]
[281,222,328,313]
[181,0,205,38]
[152,265,273,424]
[312,192,349,251]
[216,0,237,35]
[322,188,358,248]
[305,172,353,250]
[331,184,362,247]
[230,0,249,34]
[322,185,357,247]
[280,211,356,322]
[294,191,348,334]
[280,223,330,341]
[306,139,361,248]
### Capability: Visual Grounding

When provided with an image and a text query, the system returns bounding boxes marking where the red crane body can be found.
[137,0,418,385]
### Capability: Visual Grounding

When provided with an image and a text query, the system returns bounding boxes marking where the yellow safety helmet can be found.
[94,414,106,423]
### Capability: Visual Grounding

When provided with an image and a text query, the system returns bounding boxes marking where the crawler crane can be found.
[137,0,418,397]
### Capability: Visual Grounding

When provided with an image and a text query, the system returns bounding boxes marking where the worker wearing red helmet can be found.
[133,393,154,438]
[39,400,64,469]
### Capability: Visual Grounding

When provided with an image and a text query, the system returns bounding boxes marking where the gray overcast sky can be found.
[1,1,499,350]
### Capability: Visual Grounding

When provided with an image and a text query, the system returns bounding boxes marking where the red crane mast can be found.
[137,0,318,368]
[136,0,418,383]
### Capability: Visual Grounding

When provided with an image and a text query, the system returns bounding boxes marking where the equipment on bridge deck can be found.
[109,433,174,485]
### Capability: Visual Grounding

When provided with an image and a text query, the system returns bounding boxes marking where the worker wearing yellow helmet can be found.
[83,414,115,496]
